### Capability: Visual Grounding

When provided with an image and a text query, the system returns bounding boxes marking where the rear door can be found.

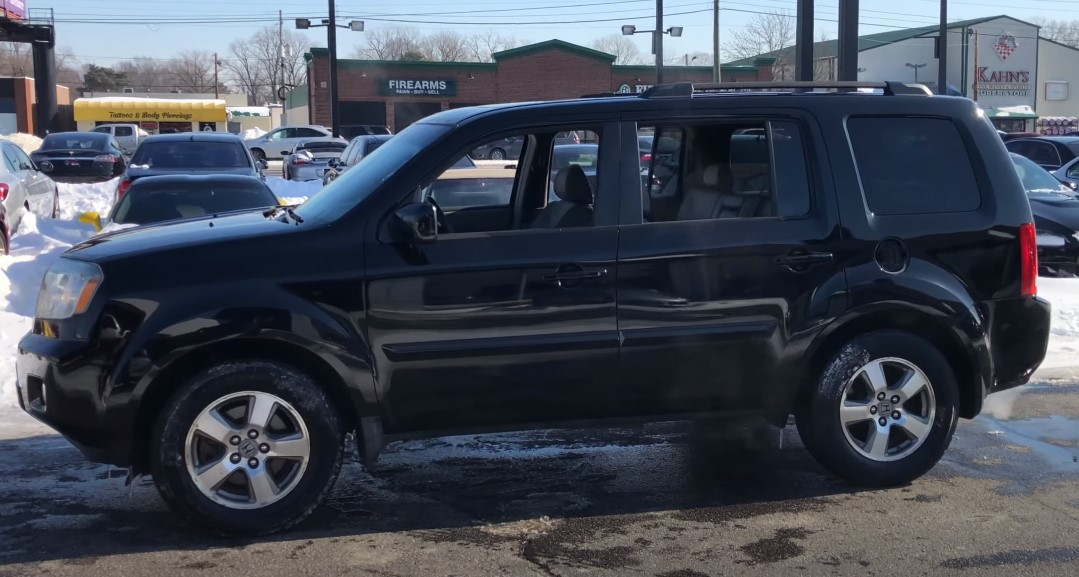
[113,125,137,154]
[614,111,846,416]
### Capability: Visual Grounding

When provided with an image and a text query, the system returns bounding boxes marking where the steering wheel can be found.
[427,197,454,234]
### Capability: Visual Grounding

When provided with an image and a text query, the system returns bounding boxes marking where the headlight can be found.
[35,259,103,320]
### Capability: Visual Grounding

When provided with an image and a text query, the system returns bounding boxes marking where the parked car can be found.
[30,132,127,183]
[470,131,581,160]
[1011,153,1079,276]
[282,139,348,181]
[117,132,265,203]
[16,81,1050,535]
[341,125,393,139]
[245,125,335,162]
[321,134,393,185]
[1051,155,1079,190]
[104,174,281,228]
[1005,136,1079,171]
[422,166,516,210]
[1,138,58,232]
[90,123,149,156]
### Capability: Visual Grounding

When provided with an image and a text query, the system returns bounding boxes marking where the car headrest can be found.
[702,164,733,189]
[554,164,593,204]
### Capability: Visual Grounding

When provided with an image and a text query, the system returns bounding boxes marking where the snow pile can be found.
[0,133,43,155]
[241,127,267,140]
[1039,278,1079,369]
[57,177,118,221]
[265,176,320,205]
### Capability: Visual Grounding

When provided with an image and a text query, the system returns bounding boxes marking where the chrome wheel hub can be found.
[184,391,311,510]
[839,357,936,462]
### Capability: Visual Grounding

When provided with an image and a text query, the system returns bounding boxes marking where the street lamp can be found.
[905,62,927,83]
[621,20,683,84]
[295,0,363,138]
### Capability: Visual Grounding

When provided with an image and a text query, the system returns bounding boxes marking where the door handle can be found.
[774,251,834,268]
[543,269,608,282]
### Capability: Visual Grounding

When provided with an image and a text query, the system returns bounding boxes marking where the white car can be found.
[0,139,59,234]
[245,125,334,162]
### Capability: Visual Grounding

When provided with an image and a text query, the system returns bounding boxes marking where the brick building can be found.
[303,40,776,135]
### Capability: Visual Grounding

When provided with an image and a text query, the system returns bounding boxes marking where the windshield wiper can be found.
[264,205,305,224]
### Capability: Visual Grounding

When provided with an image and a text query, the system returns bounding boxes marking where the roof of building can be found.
[726,15,1042,66]
[492,39,616,63]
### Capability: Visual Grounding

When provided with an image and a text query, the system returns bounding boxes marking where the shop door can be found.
[393,102,442,132]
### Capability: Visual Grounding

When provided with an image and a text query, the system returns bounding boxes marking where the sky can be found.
[22,0,1079,66]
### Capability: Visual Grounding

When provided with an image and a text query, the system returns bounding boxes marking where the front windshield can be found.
[1011,153,1074,195]
[295,123,449,224]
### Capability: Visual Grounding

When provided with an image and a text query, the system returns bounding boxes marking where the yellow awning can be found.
[74,98,228,123]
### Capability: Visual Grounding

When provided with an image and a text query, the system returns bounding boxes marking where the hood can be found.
[65,209,295,262]
[1029,193,1079,233]
[125,166,257,179]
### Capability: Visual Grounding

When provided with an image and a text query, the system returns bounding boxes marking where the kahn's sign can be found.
[974,30,1034,100]
[379,79,457,97]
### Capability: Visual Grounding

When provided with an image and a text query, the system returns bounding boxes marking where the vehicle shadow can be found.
[0,420,864,566]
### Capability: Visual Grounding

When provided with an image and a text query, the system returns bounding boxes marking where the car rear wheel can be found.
[251,149,266,163]
[150,360,344,535]
[51,188,60,219]
[796,330,958,486]
[489,148,506,160]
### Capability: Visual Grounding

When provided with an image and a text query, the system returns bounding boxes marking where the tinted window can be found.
[2,145,19,172]
[112,180,278,225]
[131,141,251,169]
[363,139,387,156]
[847,117,980,215]
[115,126,134,137]
[9,146,32,168]
[91,127,110,134]
[299,141,346,152]
[1011,154,1074,195]
[41,133,109,151]
[426,176,515,210]
[294,128,325,138]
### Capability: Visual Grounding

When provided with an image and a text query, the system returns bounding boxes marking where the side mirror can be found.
[393,202,438,244]
[280,150,291,156]
[1062,179,1079,191]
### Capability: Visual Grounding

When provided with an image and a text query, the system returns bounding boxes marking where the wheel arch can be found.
[796,304,988,420]
[130,337,361,472]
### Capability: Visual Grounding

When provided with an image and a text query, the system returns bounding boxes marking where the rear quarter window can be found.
[846,116,981,215]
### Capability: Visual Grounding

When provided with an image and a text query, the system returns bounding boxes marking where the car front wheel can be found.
[150,360,344,534]
[796,330,959,487]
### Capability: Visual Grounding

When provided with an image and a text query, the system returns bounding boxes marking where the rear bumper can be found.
[985,295,1052,393]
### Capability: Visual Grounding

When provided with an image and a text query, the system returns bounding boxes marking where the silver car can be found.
[282,139,348,181]
[1052,156,1079,190]
[1,139,59,234]
[245,125,335,162]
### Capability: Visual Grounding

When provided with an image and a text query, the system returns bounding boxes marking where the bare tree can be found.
[722,10,795,68]
[169,50,215,93]
[224,27,309,105]
[591,35,643,65]
[422,30,470,62]
[1030,17,1079,48]
[114,57,169,92]
[0,43,33,77]
[466,30,520,62]
[355,27,423,60]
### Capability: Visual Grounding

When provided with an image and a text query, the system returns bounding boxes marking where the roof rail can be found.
[639,81,933,99]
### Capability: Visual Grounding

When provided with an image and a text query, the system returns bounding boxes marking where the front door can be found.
[365,120,625,434]
[615,114,846,416]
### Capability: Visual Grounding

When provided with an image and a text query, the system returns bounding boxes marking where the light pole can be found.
[905,62,927,82]
[621,22,683,84]
[296,1,363,138]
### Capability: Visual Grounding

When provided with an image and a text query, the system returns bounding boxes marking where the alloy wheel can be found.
[838,357,936,462]
[184,391,311,509]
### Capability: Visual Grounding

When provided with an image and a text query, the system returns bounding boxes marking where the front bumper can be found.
[15,333,131,465]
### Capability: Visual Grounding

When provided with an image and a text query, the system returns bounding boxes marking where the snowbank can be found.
[1038,278,1079,369]
[265,176,320,205]
[57,177,118,220]
[242,127,267,140]
[0,133,43,155]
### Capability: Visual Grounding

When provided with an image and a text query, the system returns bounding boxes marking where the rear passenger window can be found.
[846,117,980,215]
[638,120,811,223]
[115,126,133,137]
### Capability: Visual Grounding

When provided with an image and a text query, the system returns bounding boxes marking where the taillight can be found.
[1020,222,1037,297]
[95,154,118,163]
[117,178,132,200]
[641,153,652,163]
[293,157,309,165]
[0,183,8,201]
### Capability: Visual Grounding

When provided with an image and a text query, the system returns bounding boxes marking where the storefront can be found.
[303,40,777,133]
[73,97,227,134]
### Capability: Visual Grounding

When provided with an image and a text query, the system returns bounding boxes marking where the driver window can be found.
[420,126,603,235]
[268,129,289,141]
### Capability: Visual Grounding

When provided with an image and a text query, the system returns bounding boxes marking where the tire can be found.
[796,330,959,487]
[489,148,506,161]
[51,188,60,219]
[150,360,344,535]
[251,149,266,163]
[1,231,8,255]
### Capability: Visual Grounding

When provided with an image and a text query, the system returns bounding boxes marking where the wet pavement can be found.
[1,371,1077,577]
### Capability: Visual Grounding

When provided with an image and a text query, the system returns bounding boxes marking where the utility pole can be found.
[972,29,979,101]
[328,0,341,137]
[713,0,720,82]
[213,52,219,99]
[938,0,948,95]
[655,0,664,84]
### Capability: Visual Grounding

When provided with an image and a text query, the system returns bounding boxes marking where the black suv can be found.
[16,82,1051,534]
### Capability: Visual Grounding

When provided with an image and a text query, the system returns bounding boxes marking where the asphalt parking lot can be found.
[1,369,1077,577]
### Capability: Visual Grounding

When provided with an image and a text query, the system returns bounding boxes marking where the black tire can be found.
[796,330,959,487]
[150,360,344,535]
[489,148,506,160]
[51,188,60,219]
[1,231,8,255]
[251,148,266,163]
